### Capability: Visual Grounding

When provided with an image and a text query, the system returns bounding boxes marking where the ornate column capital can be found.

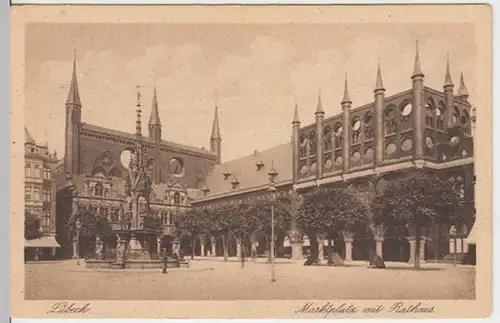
[371,224,387,239]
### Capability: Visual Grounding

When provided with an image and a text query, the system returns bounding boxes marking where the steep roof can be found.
[81,123,214,156]
[25,127,35,144]
[203,142,293,197]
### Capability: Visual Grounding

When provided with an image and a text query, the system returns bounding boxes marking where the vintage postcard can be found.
[11,4,492,319]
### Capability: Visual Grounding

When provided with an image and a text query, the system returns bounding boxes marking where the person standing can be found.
[240,246,246,268]
[162,248,168,274]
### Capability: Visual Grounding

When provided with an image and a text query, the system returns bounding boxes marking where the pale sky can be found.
[25,23,476,162]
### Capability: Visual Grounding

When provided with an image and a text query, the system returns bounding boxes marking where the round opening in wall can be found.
[169,158,185,176]
[385,143,397,155]
[120,150,132,169]
[401,139,413,152]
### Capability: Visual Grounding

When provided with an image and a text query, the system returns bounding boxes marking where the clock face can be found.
[169,158,184,176]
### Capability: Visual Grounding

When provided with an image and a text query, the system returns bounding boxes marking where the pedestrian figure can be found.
[174,246,181,268]
[240,246,246,268]
[162,248,168,274]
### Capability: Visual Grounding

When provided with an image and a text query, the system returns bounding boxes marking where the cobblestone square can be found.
[25,259,475,300]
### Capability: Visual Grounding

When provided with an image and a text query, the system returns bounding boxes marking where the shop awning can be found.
[24,236,60,248]
[466,224,477,244]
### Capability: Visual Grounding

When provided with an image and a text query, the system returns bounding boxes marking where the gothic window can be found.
[91,206,98,214]
[94,183,104,197]
[452,106,460,125]
[384,107,397,135]
[299,135,308,158]
[309,132,317,155]
[173,192,181,205]
[351,118,361,144]
[435,103,445,130]
[364,113,374,141]
[323,127,332,151]
[401,102,413,117]
[44,168,52,180]
[425,102,434,127]
[334,124,343,149]
[170,212,175,225]
[100,207,109,217]
[25,164,31,177]
[110,209,119,222]
[461,110,470,128]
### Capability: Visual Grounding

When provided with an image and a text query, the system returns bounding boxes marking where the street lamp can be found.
[75,219,82,266]
[268,163,279,283]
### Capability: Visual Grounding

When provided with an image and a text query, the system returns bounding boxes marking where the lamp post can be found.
[75,219,82,266]
[268,163,279,283]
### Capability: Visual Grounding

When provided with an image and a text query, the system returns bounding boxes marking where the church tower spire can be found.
[64,50,82,175]
[210,103,222,164]
[457,72,470,101]
[412,41,424,78]
[66,50,82,106]
[149,87,162,184]
[444,52,454,88]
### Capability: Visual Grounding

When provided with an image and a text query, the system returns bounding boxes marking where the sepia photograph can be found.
[11,4,492,319]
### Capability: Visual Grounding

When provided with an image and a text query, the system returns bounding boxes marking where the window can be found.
[44,189,51,201]
[309,132,317,155]
[334,124,343,149]
[351,118,361,144]
[44,211,51,228]
[436,105,445,130]
[401,103,413,117]
[101,207,109,217]
[91,206,98,214]
[25,185,31,200]
[94,183,104,197]
[169,213,175,225]
[299,136,308,158]
[364,113,374,140]
[33,187,40,200]
[25,164,31,177]
[323,127,332,151]
[384,107,397,135]
[34,165,40,177]
[173,192,181,205]
[44,168,52,180]
[425,103,434,127]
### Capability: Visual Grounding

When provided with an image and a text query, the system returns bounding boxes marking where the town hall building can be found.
[54,45,476,264]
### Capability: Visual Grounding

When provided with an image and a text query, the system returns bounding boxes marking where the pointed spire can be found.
[292,99,300,124]
[315,90,324,115]
[148,86,161,127]
[375,61,385,92]
[412,41,424,78]
[457,72,469,99]
[341,73,352,104]
[25,127,35,144]
[444,52,454,87]
[211,105,221,140]
[66,50,81,106]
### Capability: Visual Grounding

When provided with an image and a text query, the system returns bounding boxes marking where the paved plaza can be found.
[25,258,475,300]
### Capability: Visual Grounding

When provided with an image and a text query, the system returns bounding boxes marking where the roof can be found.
[203,142,293,197]
[25,127,35,144]
[81,123,214,156]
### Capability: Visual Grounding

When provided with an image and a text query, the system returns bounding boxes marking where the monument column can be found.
[371,225,386,258]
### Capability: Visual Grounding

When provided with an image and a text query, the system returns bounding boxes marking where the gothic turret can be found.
[411,41,425,159]
[210,105,222,164]
[443,53,455,127]
[64,51,82,175]
[315,91,325,178]
[374,62,386,166]
[292,100,301,182]
[457,72,470,101]
[341,73,352,172]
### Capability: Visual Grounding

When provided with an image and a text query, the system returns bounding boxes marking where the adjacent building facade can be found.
[24,128,60,260]
[53,45,476,263]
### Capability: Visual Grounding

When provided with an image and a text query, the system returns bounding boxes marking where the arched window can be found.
[334,123,343,149]
[351,118,361,144]
[25,164,31,177]
[452,106,460,125]
[323,127,332,151]
[94,183,104,197]
[309,132,317,155]
[384,106,397,135]
[436,101,445,130]
[173,192,181,205]
[425,101,434,127]
[299,135,308,158]
[364,113,374,140]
